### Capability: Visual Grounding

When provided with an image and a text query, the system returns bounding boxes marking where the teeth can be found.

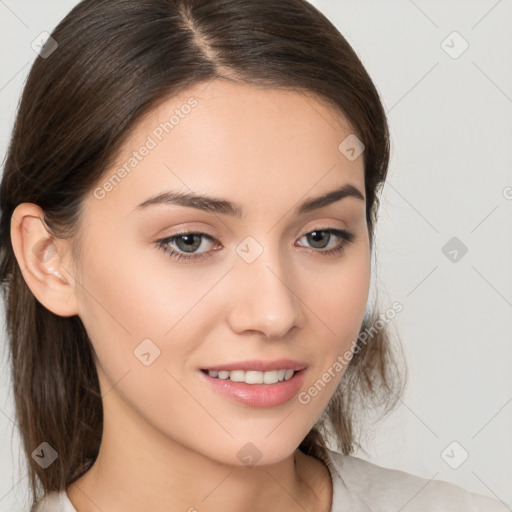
[207,369,296,384]
[263,370,277,384]
[229,370,245,382]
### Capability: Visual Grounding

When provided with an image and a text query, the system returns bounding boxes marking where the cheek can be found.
[333,264,370,340]
[74,247,163,377]
[75,246,209,435]
[295,280,370,428]
[312,245,371,346]
[299,241,370,405]
[75,239,229,383]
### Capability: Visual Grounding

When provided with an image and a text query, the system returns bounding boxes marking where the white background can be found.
[0,1,511,510]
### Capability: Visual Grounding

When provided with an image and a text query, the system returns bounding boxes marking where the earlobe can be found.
[10,203,80,317]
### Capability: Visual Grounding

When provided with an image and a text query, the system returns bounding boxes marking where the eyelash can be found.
[155,228,355,263]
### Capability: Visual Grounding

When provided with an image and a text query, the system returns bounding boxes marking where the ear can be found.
[10,203,80,317]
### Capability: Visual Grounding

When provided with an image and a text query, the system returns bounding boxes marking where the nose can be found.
[225,245,306,339]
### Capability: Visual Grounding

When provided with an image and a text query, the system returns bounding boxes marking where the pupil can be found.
[178,234,200,252]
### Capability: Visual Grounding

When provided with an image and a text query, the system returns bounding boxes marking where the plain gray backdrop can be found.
[0,1,511,510]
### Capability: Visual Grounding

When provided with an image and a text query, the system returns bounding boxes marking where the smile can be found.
[200,366,307,408]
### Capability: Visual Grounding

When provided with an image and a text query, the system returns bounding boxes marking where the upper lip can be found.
[201,359,307,372]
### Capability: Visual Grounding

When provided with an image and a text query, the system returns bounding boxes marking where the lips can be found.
[199,359,308,407]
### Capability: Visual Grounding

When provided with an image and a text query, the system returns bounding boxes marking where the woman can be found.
[0,0,506,510]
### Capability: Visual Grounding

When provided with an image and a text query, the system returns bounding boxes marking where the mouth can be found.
[199,360,308,408]
[200,368,296,385]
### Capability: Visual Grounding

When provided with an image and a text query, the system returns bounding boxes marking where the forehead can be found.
[88,79,365,217]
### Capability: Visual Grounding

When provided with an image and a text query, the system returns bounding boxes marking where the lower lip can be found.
[199,369,307,408]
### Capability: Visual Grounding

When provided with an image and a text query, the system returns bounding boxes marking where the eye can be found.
[296,228,355,257]
[155,231,218,262]
[155,228,355,263]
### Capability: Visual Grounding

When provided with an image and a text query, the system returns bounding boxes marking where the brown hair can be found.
[0,0,405,506]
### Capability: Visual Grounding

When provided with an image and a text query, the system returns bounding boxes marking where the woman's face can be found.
[73,79,370,466]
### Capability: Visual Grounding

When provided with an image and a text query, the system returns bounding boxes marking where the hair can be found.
[0,0,405,506]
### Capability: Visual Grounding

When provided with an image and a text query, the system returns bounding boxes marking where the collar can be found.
[324,448,374,512]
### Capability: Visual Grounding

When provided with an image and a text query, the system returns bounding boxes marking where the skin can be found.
[11,79,370,512]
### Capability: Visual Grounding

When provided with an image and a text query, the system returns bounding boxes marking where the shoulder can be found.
[31,490,77,512]
[324,448,509,512]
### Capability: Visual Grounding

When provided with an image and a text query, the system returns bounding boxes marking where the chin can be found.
[197,432,307,469]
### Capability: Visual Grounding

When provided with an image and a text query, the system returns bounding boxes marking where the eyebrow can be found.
[134,183,365,217]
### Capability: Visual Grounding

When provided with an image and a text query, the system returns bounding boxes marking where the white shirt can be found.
[31,448,508,511]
